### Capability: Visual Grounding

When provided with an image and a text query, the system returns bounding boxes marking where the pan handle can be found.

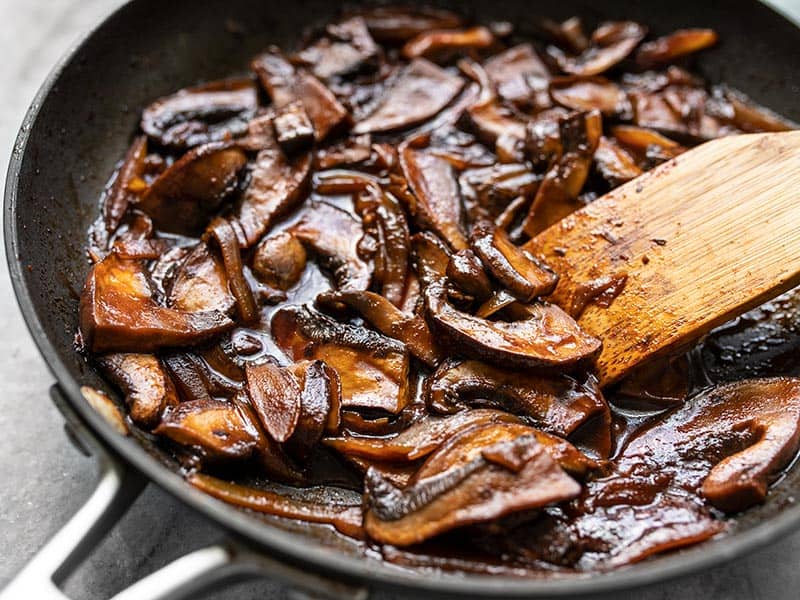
[0,386,368,600]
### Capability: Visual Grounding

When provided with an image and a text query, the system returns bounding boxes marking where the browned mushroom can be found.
[140,78,258,149]
[318,289,442,367]
[538,17,590,54]
[402,26,495,62]
[399,146,467,250]
[353,58,464,133]
[295,16,380,81]
[289,201,372,291]
[470,220,558,302]
[244,361,302,443]
[459,163,540,220]
[137,142,247,235]
[272,305,411,414]
[168,242,235,315]
[425,359,609,444]
[97,352,179,428]
[610,124,686,164]
[423,281,601,370]
[272,101,315,155]
[155,398,260,461]
[315,134,374,170]
[79,253,234,353]
[410,231,451,285]
[364,422,581,545]
[592,135,643,186]
[710,85,799,133]
[550,21,647,77]
[252,49,349,141]
[466,100,528,146]
[635,29,718,68]
[550,76,631,118]
[95,136,148,246]
[206,218,259,323]
[252,232,308,291]
[233,123,312,247]
[484,43,551,108]
[350,6,463,43]
[446,249,493,302]
[284,360,341,460]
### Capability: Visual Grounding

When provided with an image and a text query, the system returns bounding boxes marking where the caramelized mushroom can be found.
[636,29,718,68]
[550,21,647,76]
[289,201,372,291]
[711,85,799,133]
[96,136,148,242]
[140,78,258,149]
[351,6,463,43]
[97,352,179,428]
[410,231,452,285]
[354,58,464,133]
[272,305,410,414]
[423,282,601,370]
[471,220,558,302]
[295,17,380,80]
[550,76,631,117]
[80,253,234,353]
[137,142,247,235]
[459,163,540,219]
[399,147,467,250]
[484,43,550,107]
[402,26,495,62]
[245,361,302,443]
[446,249,493,302]
[252,232,308,291]
[285,360,341,460]
[272,101,315,155]
[364,423,580,545]
[252,49,349,141]
[593,135,643,186]
[168,242,234,314]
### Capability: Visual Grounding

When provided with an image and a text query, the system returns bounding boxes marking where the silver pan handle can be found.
[0,386,368,600]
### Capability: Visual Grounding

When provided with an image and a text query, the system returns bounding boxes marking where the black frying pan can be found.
[5,0,800,598]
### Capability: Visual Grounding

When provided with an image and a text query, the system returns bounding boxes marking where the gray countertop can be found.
[1,1,800,598]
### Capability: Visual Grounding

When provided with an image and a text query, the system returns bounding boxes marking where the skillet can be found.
[4,0,800,598]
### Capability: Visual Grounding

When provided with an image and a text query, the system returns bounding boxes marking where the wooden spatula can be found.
[524,131,800,387]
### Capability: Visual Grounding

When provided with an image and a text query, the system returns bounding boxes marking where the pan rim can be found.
[6,0,800,596]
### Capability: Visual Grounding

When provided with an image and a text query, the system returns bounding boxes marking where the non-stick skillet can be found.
[4,0,800,598]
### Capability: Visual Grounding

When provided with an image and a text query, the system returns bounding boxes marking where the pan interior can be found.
[7,0,800,594]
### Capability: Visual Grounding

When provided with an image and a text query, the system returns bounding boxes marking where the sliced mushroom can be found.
[446,249,493,302]
[635,29,718,68]
[295,16,380,81]
[97,352,179,428]
[466,100,527,146]
[364,422,580,546]
[351,5,463,43]
[402,26,495,62]
[710,85,799,133]
[189,472,364,538]
[207,218,258,323]
[252,232,308,291]
[245,361,302,443]
[521,110,602,236]
[137,142,247,235]
[140,78,258,149]
[353,58,464,134]
[399,146,467,250]
[81,387,129,436]
[484,43,550,108]
[168,242,235,314]
[423,282,601,370]
[318,289,442,367]
[289,201,372,291]
[252,49,349,141]
[284,360,341,460]
[79,253,234,353]
[610,124,686,164]
[550,76,631,118]
[459,163,540,220]
[410,231,451,286]
[425,359,608,442]
[550,21,647,77]
[155,398,260,461]
[471,220,558,302]
[98,136,148,241]
[593,136,643,186]
[538,17,590,54]
[272,305,410,414]
[234,125,312,247]
[272,101,315,155]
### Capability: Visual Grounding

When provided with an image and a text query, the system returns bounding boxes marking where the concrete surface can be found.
[1,1,799,598]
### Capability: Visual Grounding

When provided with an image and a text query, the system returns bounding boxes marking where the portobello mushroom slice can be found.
[423,282,601,370]
[272,101,315,155]
[318,289,442,367]
[252,232,308,291]
[79,253,234,353]
[364,422,581,546]
[295,16,380,80]
[618,378,800,512]
[635,29,718,68]
[550,76,631,118]
[234,124,312,247]
[459,163,540,220]
[137,142,247,236]
[410,231,451,286]
[140,78,258,149]
[399,146,467,250]
[353,58,464,134]
[401,26,495,62]
[244,361,302,443]
[446,249,493,303]
[350,5,463,43]
[593,136,643,186]
[709,85,800,133]
[426,359,608,440]
[470,220,558,302]
[538,17,590,54]
[549,21,647,77]
[484,43,550,108]
[155,398,260,462]
[272,305,410,414]
[168,242,235,315]
[251,49,349,141]
[289,201,372,291]
[284,360,342,460]
[97,352,179,428]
